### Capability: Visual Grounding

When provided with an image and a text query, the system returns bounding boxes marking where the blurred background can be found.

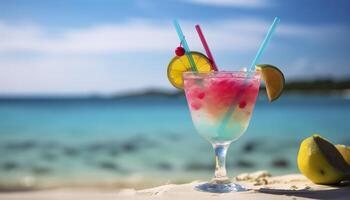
[0,0,350,191]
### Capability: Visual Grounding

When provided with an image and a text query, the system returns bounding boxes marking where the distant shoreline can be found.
[0,79,349,100]
[0,90,349,100]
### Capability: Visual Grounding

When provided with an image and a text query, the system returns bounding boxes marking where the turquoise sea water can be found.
[0,94,349,189]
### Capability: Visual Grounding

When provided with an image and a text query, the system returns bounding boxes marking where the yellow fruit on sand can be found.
[297,135,350,184]
[336,144,350,166]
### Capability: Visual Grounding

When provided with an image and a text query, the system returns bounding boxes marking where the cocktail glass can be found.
[183,71,260,193]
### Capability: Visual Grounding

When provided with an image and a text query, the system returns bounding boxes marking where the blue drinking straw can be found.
[218,17,280,135]
[173,20,197,71]
[249,17,280,73]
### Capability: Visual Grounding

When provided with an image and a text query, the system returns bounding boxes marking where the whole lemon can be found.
[297,135,350,184]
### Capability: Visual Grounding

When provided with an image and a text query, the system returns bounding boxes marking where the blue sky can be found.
[0,0,349,95]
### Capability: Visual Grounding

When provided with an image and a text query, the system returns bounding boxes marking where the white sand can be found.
[1,172,349,200]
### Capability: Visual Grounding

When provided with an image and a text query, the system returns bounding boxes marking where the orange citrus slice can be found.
[167,51,213,89]
[256,64,285,102]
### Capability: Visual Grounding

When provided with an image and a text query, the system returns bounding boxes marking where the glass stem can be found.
[212,143,230,183]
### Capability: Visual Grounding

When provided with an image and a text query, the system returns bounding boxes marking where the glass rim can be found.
[183,70,260,79]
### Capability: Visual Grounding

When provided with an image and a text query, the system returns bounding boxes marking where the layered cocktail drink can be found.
[183,71,260,192]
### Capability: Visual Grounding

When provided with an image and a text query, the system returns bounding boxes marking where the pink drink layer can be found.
[183,72,260,143]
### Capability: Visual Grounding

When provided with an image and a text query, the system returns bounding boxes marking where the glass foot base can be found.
[195,182,247,193]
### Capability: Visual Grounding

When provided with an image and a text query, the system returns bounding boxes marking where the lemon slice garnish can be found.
[167,51,213,89]
[256,64,285,102]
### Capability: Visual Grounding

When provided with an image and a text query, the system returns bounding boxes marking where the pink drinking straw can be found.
[195,25,218,71]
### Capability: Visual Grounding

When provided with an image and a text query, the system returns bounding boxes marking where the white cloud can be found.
[0,20,175,53]
[183,0,270,8]
[0,19,344,54]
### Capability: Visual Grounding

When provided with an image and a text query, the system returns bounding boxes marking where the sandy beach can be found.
[1,171,349,200]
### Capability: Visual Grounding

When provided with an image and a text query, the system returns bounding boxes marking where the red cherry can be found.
[175,47,185,56]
